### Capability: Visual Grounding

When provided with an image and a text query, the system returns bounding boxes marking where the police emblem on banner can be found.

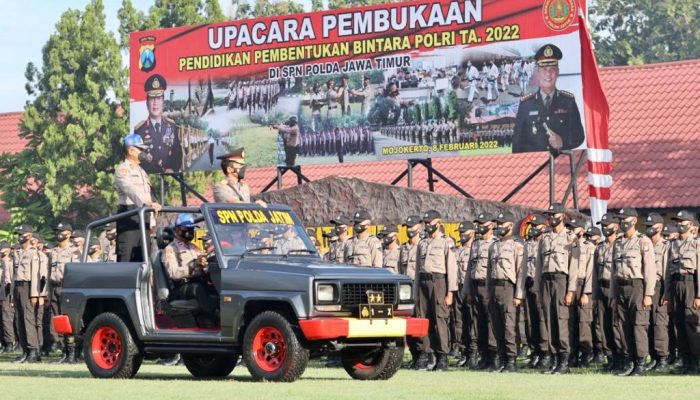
[139,36,157,72]
[542,0,577,31]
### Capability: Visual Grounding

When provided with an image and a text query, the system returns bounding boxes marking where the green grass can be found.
[230,125,280,168]
[0,354,696,400]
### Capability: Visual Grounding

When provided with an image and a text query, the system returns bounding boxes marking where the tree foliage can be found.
[590,0,700,66]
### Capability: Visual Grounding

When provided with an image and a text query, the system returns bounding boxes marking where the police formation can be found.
[322,206,700,376]
[0,223,115,363]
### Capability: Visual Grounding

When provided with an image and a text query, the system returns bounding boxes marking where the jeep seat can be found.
[152,227,199,313]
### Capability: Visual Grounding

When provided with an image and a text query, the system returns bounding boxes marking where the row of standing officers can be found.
[321,205,700,375]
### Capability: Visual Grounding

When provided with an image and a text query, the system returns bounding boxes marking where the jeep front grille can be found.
[340,283,397,307]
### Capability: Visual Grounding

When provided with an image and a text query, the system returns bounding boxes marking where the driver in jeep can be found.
[163,213,218,318]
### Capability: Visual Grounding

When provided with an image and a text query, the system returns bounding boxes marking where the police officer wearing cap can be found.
[134,74,182,173]
[400,216,422,280]
[49,222,80,364]
[0,241,15,353]
[463,212,497,369]
[98,222,117,262]
[381,226,400,274]
[272,116,300,167]
[13,226,47,363]
[414,210,457,371]
[663,210,700,374]
[487,212,525,373]
[643,212,670,372]
[535,203,579,374]
[583,226,603,364]
[328,215,350,263]
[567,218,595,367]
[344,210,382,268]
[163,214,217,317]
[516,214,548,368]
[455,220,477,368]
[214,148,265,206]
[593,212,620,370]
[610,208,656,376]
[512,44,585,153]
[115,133,162,263]
[86,238,103,262]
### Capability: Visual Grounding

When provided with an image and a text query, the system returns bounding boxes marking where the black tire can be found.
[242,311,309,382]
[340,346,404,380]
[83,312,141,379]
[182,353,238,379]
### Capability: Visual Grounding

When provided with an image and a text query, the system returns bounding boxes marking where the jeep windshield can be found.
[209,207,317,257]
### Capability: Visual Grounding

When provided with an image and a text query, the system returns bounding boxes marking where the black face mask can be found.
[550,216,563,227]
[106,232,117,241]
[645,227,659,238]
[235,166,246,180]
[425,224,438,235]
[602,226,617,237]
[477,225,490,235]
[334,226,347,236]
[459,233,473,244]
[407,230,418,239]
[620,221,633,233]
[88,247,99,255]
[138,151,153,164]
[354,224,368,234]
[56,233,69,242]
[179,228,195,241]
[496,226,511,237]
[677,223,691,235]
[19,236,31,244]
[382,236,395,246]
[530,227,543,237]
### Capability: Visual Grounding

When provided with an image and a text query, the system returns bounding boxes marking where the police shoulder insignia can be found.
[520,93,535,102]
[559,90,574,98]
[165,246,174,256]
[164,116,176,124]
[135,120,147,130]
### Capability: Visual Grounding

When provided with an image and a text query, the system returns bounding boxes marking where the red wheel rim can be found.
[91,326,122,370]
[252,326,286,372]
[354,361,372,370]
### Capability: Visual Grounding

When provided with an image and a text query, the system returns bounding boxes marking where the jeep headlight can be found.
[399,284,412,302]
[316,283,337,303]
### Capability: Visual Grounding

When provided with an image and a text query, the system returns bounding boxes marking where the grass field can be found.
[0,353,697,400]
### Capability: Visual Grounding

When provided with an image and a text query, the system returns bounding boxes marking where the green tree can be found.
[328,0,399,9]
[253,0,304,17]
[591,0,700,66]
[0,0,127,233]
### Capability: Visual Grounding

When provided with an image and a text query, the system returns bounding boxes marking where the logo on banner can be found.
[543,0,576,31]
[138,36,157,72]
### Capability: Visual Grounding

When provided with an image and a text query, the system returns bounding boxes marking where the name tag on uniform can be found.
[529,111,539,116]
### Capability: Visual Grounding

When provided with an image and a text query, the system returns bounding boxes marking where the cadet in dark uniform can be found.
[663,210,700,374]
[593,213,620,370]
[115,134,162,262]
[512,44,585,153]
[455,221,477,368]
[414,210,457,371]
[535,203,578,374]
[611,208,656,376]
[567,218,594,367]
[134,74,182,173]
[644,212,670,372]
[488,212,525,373]
[49,222,80,364]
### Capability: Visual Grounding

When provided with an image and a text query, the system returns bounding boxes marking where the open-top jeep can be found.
[53,203,428,382]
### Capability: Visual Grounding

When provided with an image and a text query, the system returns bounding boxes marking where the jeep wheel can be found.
[84,313,141,379]
[182,353,238,379]
[340,346,404,380]
[243,311,309,382]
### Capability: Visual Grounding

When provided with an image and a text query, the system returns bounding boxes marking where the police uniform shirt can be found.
[115,160,153,207]
[594,240,616,285]
[402,243,419,280]
[213,179,251,203]
[525,240,538,278]
[489,238,524,286]
[0,256,12,301]
[464,237,495,295]
[163,239,202,281]
[653,238,669,282]
[665,237,700,298]
[456,245,471,285]
[611,233,656,297]
[512,89,585,153]
[274,235,306,255]
[49,245,80,284]
[16,248,46,297]
[577,241,596,294]
[345,236,383,268]
[534,229,579,292]
[279,124,300,147]
[134,117,182,173]
[383,247,400,274]
[417,235,458,292]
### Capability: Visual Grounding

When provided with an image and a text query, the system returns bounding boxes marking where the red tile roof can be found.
[0,112,27,154]
[225,59,700,212]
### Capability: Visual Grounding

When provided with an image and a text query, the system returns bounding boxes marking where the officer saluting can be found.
[134,74,182,173]
[115,134,161,262]
[512,44,585,153]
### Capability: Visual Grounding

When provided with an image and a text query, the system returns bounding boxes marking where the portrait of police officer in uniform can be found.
[134,74,183,173]
[512,44,585,153]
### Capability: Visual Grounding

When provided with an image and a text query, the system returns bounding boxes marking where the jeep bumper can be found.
[298,317,429,340]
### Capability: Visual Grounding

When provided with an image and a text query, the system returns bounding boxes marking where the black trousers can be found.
[284,145,298,167]
[116,206,144,263]
[416,276,449,355]
[173,280,217,316]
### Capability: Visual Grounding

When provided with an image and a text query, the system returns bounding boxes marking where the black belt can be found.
[420,272,446,281]
[472,279,486,287]
[672,274,694,282]
[577,278,585,285]
[51,280,62,286]
[328,106,337,109]
[616,278,642,286]
[543,272,566,281]
[599,279,610,289]
[173,278,190,285]
[15,281,29,286]
[492,279,513,287]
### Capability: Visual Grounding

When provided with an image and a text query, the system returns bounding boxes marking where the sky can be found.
[0,0,314,113]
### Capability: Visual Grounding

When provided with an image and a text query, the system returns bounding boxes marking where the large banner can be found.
[129,0,586,172]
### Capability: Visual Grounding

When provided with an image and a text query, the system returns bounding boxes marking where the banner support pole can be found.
[549,152,556,206]
[260,165,311,193]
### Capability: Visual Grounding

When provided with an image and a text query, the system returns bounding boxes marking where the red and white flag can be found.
[579,14,611,224]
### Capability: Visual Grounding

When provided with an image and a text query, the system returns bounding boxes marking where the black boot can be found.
[685,355,700,375]
[488,352,503,373]
[527,353,541,369]
[476,352,489,370]
[553,353,570,374]
[414,352,429,371]
[53,347,69,364]
[615,357,634,376]
[592,352,606,364]
[578,353,593,368]
[467,352,480,369]
[539,353,553,372]
[25,349,40,364]
[64,346,77,364]
[672,355,689,375]
[426,353,437,371]
[653,356,669,372]
[434,354,449,371]
[644,357,658,372]
[457,354,468,367]
[2,344,15,353]
[448,344,461,357]
[629,358,646,376]
[13,351,28,364]
[502,356,517,373]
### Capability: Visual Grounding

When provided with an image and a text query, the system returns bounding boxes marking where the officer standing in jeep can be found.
[49,222,80,364]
